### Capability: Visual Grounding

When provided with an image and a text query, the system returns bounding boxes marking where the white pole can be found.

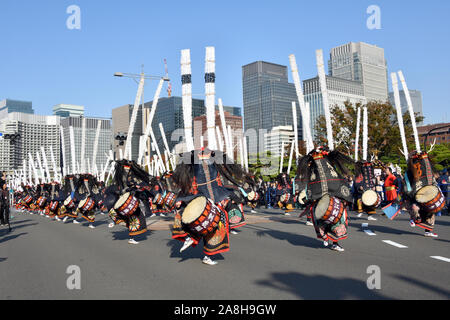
[218,98,231,155]
[292,102,299,159]
[243,136,249,173]
[354,107,361,161]
[316,49,334,150]
[36,151,45,182]
[205,46,217,150]
[139,78,165,163]
[92,120,102,173]
[391,72,409,160]
[238,138,244,168]
[80,117,86,172]
[398,71,421,153]
[287,138,295,175]
[227,125,233,159]
[69,126,76,174]
[216,126,224,152]
[289,54,314,153]
[362,106,368,161]
[279,141,285,174]
[59,126,67,177]
[159,123,175,170]
[40,147,51,182]
[181,49,194,152]
[124,74,145,160]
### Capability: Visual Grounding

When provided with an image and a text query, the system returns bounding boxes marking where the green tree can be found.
[315,101,424,160]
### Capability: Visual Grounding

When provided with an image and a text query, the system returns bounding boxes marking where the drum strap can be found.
[201,161,215,203]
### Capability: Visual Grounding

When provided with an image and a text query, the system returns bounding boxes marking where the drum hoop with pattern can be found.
[114,192,139,216]
[182,196,221,236]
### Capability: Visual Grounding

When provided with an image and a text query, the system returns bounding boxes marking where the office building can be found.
[0,99,34,118]
[242,61,302,148]
[60,116,112,174]
[53,104,85,118]
[328,42,388,102]
[264,125,295,158]
[0,113,60,176]
[303,75,367,140]
[388,89,424,125]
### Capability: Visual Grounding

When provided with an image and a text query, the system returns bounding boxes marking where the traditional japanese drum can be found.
[280,192,290,204]
[78,197,95,213]
[50,201,59,212]
[153,193,164,206]
[114,192,139,216]
[37,196,47,208]
[23,195,33,204]
[362,190,381,208]
[247,191,259,202]
[164,192,177,210]
[64,196,76,209]
[415,185,445,214]
[314,194,345,225]
[181,196,221,236]
[297,189,306,205]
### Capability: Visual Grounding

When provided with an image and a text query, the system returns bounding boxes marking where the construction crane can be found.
[164,58,172,97]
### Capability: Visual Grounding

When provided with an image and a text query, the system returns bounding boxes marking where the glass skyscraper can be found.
[242,61,301,151]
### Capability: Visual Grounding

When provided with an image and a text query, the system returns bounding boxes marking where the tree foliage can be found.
[315,101,425,161]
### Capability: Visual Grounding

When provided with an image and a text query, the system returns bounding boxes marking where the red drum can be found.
[37,196,47,208]
[362,190,381,208]
[114,192,139,216]
[78,197,95,213]
[416,186,445,214]
[280,192,290,204]
[64,196,76,209]
[50,201,59,212]
[153,193,164,206]
[24,195,33,204]
[164,192,177,210]
[182,196,221,236]
[314,195,345,225]
[247,191,260,202]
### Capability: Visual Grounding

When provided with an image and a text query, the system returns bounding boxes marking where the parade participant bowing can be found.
[171,148,248,265]
[297,146,354,252]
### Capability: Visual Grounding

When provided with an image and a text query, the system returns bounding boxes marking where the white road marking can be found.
[430,256,450,263]
[361,223,376,236]
[382,240,408,248]
[364,229,376,236]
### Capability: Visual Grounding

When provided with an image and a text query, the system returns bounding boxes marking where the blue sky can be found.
[1,0,449,124]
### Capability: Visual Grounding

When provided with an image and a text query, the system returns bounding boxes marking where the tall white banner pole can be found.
[181,49,195,152]
[354,107,361,161]
[205,46,217,150]
[391,72,409,160]
[398,71,421,153]
[316,49,334,150]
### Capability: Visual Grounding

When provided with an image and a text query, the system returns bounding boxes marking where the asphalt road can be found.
[1,206,449,300]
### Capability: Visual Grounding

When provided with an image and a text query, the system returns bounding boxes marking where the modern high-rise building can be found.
[53,104,85,118]
[60,116,112,175]
[264,125,295,158]
[0,99,34,118]
[303,75,367,140]
[328,42,388,102]
[388,89,424,125]
[112,104,144,161]
[242,61,302,148]
[0,113,60,176]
